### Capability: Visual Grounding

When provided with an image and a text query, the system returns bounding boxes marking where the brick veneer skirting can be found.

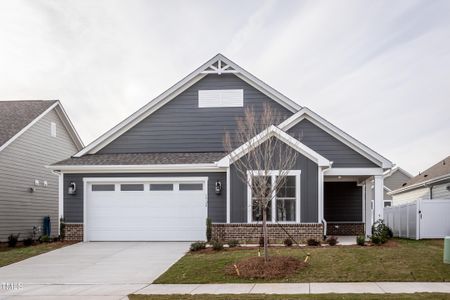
[64,223,83,241]
[326,223,365,236]
[212,223,324,243]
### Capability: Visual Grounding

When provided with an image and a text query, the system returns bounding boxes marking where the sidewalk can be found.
[136,282,450,295]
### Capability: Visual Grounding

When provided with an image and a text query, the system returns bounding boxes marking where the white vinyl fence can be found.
[384,199,450,240]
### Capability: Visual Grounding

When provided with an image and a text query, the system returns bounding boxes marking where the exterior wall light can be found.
[68,182,77,195]
[215,180,222,195]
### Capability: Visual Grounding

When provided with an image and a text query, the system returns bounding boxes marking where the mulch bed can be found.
[225,256,307,279]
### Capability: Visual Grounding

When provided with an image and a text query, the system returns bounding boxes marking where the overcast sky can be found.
[0,0,449,175]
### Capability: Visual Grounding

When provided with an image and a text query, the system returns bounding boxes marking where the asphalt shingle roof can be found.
[0,100,57,147]
[400,156,450,189]
[52,152,226,166]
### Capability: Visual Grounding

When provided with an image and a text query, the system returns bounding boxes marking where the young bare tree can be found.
[224,103,298,261]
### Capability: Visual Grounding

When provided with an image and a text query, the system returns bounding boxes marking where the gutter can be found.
[46,163,225,173]
[388,173,450,195]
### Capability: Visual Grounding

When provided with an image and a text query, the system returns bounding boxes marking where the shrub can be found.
[326,236,338,246]
[259,236,265,247]
[356,235,365,246]
[371,219,392,244]
[371,235,383,245]
[190,241,206,252]
[307,238,320,246]
[211,240,224,251]
[206,218,212,242]
[39,235,50,243]
[283,238,293,247]
[23,237,34,246]
[8,234,20,247]
[228,239,240,248]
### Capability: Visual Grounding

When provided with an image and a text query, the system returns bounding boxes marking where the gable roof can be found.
[278,107,393,169]
[217,125,331,168]
[384,165,413,179]
[390,156,450,195]
[0,100,84,152]
[74,54,302,157]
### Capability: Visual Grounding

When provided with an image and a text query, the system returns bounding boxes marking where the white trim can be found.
[226,167,231,223]
[374,175,384,220]
[54,103,84,150]
[83,179,87,242]
[0,102,58,152]
[217,125,331,168]
[83,176,209,183]
[82,176,209,242]
[324,168,384,176]
[75,54,301,157]
[389,173,450,195]
[246,170,301,224]
[48,163,224,173]
[58,172,64,220]
[383,165,414,179]
[318,167,324,222]
[279,107,393,169]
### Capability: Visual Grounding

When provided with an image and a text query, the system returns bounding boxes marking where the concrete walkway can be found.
[136,282,450,295]
[0,242,190,300]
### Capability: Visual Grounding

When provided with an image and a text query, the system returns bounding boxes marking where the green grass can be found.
[0,242,70,267]
[154,239,450,283]
[129,293,450,300]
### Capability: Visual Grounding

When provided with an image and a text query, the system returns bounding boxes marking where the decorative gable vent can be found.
[198,89,243,108]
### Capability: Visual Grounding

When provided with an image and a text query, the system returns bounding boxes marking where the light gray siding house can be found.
[50,54,393,242]
[390,156,450,205]
[0,100,83,241]
[383,166,413,207]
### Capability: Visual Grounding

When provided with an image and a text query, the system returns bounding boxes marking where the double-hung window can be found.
[248,171,300,223]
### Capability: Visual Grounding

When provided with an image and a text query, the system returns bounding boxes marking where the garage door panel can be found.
[85,179,207,241]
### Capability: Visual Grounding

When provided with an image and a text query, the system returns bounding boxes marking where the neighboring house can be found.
[383,166,413,206]
[0,100,83,241]
[389,156,450,205]
[50,54,393,242]
[366,166,412,224]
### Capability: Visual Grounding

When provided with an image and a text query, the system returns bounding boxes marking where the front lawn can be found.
[130,293,450,300]
[155,239,450,283]
[0,242,71,267]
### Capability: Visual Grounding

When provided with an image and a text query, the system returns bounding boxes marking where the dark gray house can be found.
[50,54,393,242]
[0,100,83,241]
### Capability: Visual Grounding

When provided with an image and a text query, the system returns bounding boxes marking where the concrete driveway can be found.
[0,242,190,299]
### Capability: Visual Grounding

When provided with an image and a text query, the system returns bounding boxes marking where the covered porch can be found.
[321,168,385,238]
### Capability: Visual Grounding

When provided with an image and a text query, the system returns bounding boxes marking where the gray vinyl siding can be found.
[63,172,226,223]
[230,150,319,223]
[0,109,79,241]
[431,181,450,199]
[324,182,362,222]
[384,170,411,200]
[288,119,379,168]
[99,74,293,153]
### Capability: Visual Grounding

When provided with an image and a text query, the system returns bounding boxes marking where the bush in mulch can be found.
[225,256,307,279]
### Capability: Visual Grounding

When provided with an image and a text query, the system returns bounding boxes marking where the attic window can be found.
[198,89,243,108]
[50,122,56,137]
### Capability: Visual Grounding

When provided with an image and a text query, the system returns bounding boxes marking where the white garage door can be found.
[85,177,208,241]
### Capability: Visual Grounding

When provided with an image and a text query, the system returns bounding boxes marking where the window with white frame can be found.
[248,171,300,223]
[251,176,272,222]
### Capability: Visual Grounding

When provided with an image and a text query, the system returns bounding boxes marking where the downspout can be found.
[321,162,332,238]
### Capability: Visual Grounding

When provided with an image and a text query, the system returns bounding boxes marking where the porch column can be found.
[373,175,384,221]
[364,178,372,238]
